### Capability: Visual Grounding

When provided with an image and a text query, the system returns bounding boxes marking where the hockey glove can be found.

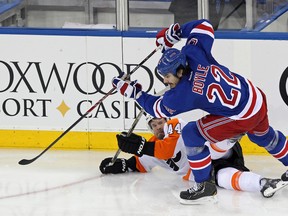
[116,132,154,157]
[112,71,128,88]
[99,157,128,174]
[112,76,142,99]
[156,23,181,51]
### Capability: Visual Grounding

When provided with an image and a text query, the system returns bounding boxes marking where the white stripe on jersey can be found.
[230,78,263,120]
[191,21,214,39]
[153,96,167,118]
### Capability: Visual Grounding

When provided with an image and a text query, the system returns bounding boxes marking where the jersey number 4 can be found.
[167,122,182,135]
[206,65,241,108]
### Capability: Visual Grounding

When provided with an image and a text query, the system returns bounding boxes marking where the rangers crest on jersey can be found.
[164,105,176,115]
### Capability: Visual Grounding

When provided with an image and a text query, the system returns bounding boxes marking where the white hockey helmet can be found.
[145,114,156,133]
[145,114,168,133]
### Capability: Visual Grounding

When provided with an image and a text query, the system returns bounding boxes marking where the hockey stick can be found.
[219,1,245,26]
[18,46,162,166]
[109,85,169,166]
[109,109,146,165]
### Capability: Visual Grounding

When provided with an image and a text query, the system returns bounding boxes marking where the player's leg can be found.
[180,115,250,204]
[216,167,285,197]
[244,91,288,165]
[182,116,244,182]
[217,167,261,191]
[212,142,260,192]
[247,117,288,166]
[213,141,288,197]
[180,121,217,204]
[182,121,212,182]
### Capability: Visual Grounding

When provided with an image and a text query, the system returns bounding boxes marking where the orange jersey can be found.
[135,118,236,181]
[135,118,192,180]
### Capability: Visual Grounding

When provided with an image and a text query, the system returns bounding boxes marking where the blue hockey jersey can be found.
[136,19,263,120]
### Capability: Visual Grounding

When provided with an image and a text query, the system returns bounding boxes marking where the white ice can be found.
[0,148,287,216]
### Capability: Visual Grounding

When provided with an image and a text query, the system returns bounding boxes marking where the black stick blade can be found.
[18,159,34,165]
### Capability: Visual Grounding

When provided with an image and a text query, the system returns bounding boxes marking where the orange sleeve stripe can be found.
[231,171,242,191]
[135,156,147,173]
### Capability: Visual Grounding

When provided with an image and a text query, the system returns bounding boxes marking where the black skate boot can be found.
[260,174,288,198]
[260,178,281,198]
[179,180,217,205]
[281,170,288,181]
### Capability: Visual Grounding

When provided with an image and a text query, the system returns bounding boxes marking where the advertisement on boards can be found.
[0,34,287,149]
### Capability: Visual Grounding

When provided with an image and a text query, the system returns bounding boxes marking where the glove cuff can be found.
[126,156,139,172]
[131,81,143,99]
[142,141,155,157]
[135,89,142,99]
[165,23,181,45]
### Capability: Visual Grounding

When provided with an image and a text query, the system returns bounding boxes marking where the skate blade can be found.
[180,195,218,205]
[263,180,288,197]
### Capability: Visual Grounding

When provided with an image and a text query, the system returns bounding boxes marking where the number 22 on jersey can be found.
[206,64,241,108]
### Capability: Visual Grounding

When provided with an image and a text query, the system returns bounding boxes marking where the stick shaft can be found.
[18,87,116,165]
[109,85,169,165]
[18,46,161,165]
[129,46,161,75]
[109,109,145,165]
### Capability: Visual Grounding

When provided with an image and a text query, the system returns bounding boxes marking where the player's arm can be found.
[181,19,215,55]
[116,132,155,157]
[109,83,177,118]
[153,138,178,159]
[136,92,177,118]
[117,133,175,160]
[117,119,181,160]
[111,73,173,118]
[156,19,215,54]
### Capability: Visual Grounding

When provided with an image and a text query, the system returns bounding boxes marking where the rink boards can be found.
[0,30,287,154]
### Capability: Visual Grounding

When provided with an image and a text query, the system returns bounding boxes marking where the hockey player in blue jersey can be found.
[112,19,288,204]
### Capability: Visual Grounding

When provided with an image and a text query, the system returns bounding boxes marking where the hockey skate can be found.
[179,180,217,205]
[281,170,288,181]
[260,171,288,198]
